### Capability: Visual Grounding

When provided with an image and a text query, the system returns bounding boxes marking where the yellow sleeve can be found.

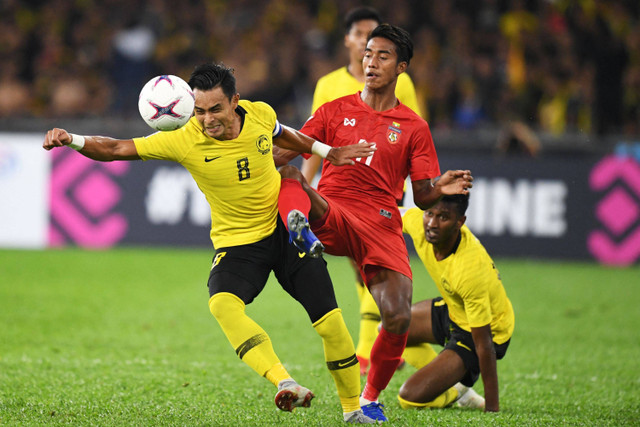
[396,73,424,118]
[311,76,331,114]
[133,118,199,162]
[311,67,364,113]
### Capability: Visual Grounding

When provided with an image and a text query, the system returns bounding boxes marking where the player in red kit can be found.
[275,24,473,422]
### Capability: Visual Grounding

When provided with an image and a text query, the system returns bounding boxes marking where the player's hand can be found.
[43,128,72,151]
[326,142,377,166]
[437,169,473,195]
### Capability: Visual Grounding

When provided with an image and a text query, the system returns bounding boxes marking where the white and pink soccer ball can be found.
[138,75,195,131]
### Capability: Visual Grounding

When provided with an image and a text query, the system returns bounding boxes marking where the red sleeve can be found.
[299,107,330,160]
[300,106,329,146]
[408,121,440,181]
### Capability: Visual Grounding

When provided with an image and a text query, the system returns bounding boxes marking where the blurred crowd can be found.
[1,0,639,137]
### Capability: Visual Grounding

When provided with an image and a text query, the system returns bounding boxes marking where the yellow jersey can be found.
[402,208,515,344]
[133,100,281,249]
[311,66,423,117]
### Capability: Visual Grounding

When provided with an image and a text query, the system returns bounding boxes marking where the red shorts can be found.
[310,194,412,285]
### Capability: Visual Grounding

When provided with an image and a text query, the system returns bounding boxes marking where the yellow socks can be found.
[402,342,438,369]
[209,292,289,386]
[355,283,380,360]
[265,363,291,387]
[313,308,361,413]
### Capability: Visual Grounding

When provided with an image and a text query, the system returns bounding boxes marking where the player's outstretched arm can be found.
[43,128,140,161]
[471,324,499,412]
[272,145,298,167]
[412,170,473,210]
[274,125,376,166]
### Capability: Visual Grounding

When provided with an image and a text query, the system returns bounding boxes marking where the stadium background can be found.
[1,0,639,266]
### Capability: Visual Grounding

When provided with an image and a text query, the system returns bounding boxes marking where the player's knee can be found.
[398,382,422,404]
[278,164,303,181]
[381,307,411,334]
[209,292,244,320]
[398,384,456,409]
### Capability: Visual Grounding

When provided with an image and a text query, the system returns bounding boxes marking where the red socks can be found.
[362,327,408,402]
[278,178,311,229]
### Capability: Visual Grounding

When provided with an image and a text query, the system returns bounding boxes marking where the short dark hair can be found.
[188,63,236,100]
[344,6,381,33]
[368,23,413,65]
[440,193,470,218]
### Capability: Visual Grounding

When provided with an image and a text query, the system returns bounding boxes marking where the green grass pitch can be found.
[1,248,639,426]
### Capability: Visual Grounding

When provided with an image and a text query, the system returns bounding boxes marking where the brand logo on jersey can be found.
[379,208,392,219]
[298,251,306,258]
[256,135,271,155]
[344,118,356,126]
[441,278,453,294]
[205,156,221,162]
[492,262,502,280]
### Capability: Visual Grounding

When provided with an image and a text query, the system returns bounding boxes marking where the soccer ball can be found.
[138,75,195,131]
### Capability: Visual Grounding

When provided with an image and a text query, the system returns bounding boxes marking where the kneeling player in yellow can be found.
[399,194,515,412]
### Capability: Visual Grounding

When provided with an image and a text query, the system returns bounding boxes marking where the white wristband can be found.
[311,140,331,158]
[68,134,86,151]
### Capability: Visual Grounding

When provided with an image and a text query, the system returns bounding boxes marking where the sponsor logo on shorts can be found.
[212,252,227,268]
[456,341,472,352]
[379,208,392,219]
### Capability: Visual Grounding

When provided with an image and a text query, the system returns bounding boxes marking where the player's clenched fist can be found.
[43,128,72,150]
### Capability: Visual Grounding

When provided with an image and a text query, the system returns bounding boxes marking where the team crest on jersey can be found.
[387,130,398,143]
[387,122,401,144]
[256,135,271,154]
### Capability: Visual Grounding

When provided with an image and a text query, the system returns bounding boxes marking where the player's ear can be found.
[231,93,240,107]
[457,215,466,228]
[396,61,407,75]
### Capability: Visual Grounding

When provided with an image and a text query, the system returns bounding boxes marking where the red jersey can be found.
[301,92,440,208]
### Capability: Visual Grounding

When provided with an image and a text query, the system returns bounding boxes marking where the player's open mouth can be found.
[365,73,382,83]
